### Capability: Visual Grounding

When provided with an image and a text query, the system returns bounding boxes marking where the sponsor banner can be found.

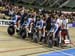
[0,19,12,26]
[0,19,74,28]
[67,23,73,28]
[72,22,75,27]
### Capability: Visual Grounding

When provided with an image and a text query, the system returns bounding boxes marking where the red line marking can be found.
[0,46,41,53]
[0,41,74,53]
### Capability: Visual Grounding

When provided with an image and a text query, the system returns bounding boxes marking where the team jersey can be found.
[36,20,43,29]
[61,19,68,29]
[26,18,35,26]
[12,15,21,24]
[50,19,61,34]
[41,19,46,28]
[36,19,46,29]
[53,18,68,34]
[56,18,62,27]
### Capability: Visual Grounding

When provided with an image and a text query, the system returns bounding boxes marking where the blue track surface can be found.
[39,48,75,56]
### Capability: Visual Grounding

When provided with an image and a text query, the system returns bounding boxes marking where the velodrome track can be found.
[0,26,75,56]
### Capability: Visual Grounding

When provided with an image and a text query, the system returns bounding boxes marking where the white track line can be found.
[59,51,74,56]
[47,48,75,56]
[56,48,75,56]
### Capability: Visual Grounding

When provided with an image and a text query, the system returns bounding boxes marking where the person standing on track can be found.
[61,15,71,44]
